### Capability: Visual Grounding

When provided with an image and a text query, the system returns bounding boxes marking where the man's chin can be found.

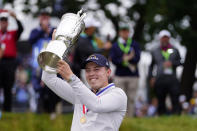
[90,84,99,90]
[89,83,97,88]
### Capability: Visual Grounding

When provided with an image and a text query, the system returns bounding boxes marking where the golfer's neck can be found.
[92,83,109,94]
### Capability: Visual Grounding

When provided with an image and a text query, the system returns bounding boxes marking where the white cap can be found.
[84,17,100,28]
[0,12,9,19]
[179,95,186,103]
[158,29,171,39]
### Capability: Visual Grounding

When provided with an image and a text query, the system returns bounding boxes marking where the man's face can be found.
[85,62,111,90]
[0,20,8,31]
[39,14,50,25]
[39,13,50,20]
[160,36,170,47]
[85,26,96,36]
[119,29,129,40]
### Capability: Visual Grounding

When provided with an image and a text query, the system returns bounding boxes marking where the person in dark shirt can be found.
[148,30,181,115]
[110,22,141,117]
[29,9,60,116]
[0,10,24,111]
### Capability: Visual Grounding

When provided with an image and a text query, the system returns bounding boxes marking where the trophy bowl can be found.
[37,10,86,73]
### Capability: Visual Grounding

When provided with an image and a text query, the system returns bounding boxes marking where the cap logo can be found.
[86,55,98,61]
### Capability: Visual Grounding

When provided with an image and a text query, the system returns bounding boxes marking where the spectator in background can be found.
[0,10,23,112]
[72,16,112,84]
[13,61,36,112]
[135,96,148,117]
[148,29,181,115]
[14,65,30,108]
[28,9,60,117]
[189,90,197,115]
[147,97,158,117]
[110,22,141,117]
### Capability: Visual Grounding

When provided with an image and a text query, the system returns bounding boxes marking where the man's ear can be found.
[107,68,111,76]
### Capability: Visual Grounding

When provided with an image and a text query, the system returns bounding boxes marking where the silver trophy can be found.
[37,10,86,73]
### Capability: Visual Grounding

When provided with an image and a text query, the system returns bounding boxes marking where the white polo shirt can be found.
[42,71,127,131]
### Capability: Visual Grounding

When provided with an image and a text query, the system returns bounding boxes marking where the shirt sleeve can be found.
[16,19,24,40]
[28,29,45,45]
[69,76,127,113]
[129,41,141,64]
[110,43,124,66]
[171,48,181,67]
[148,51,155,78]
[41,71,76,104]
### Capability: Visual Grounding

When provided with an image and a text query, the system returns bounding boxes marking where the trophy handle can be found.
[62,40,71,61]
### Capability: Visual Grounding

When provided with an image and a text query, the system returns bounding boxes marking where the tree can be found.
[144,0,197,100]
[3,0,197,100]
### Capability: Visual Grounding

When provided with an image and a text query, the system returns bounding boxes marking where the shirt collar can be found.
[96,83,115,94]
[160,43,172,51]
[118,37,126,44]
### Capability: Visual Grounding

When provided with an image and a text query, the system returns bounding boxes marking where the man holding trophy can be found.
[38,10,127,131]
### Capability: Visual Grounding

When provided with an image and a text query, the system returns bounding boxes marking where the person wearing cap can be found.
[41,53,127,131]
[0,10,23,112]
[28,9,60,114]
[148,29,181,115]
[72,16,112,82]
[110,22,141,117]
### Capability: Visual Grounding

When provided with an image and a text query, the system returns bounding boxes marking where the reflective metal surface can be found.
[37,10,86,73]
[37,51,60,72]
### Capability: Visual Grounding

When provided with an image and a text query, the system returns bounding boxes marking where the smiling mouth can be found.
[89,78,97,82]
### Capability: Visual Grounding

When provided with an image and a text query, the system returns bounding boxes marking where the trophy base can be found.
[37,51,61,73]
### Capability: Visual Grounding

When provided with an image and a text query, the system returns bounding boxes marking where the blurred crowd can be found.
[0,8,197,120]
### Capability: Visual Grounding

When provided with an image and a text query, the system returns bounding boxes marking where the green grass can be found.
[120,115,197,131]
[1,113,197,131]
[0,113,73,131]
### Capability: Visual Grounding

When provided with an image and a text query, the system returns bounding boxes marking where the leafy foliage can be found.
[2,0,197,48]
[2,0,197,98]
